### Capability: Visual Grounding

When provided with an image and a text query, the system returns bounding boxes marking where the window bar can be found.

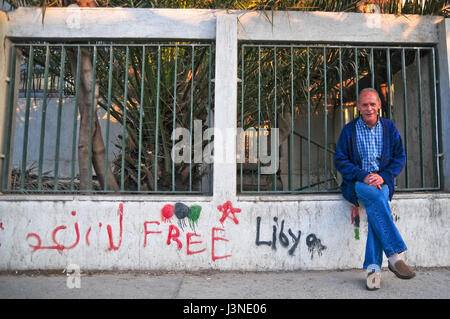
[70,46,81,192]
[431,47,440,189]
[87,46,97,191]
[137,45,146,192]
[401,48,409,188]
[155,45,161,192]
[416,49,425,187]
[207,45,212,193]
[103,45,114,191]
[20,45,34,190]
[316,142,320,191]
[299,135,302,190]
[53,45,66,191]
[172,45,178,192]
[386,48,392,119]
[120,46,129,192]
[323,47,328,190]
[307,47,311,190]
[370,48,375,88]
[257,45,262,192]
[2,45,17,191]
[287,131,291,191]
[189,45,194,192]
[37,45,50,190]
[354,48,359,118]
[289,46,294,191]
[240,45,245,193]
[339,48,344,129]
[273,46,277,191]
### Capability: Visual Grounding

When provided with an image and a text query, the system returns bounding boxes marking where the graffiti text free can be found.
[144,222,232,261]
[25,203,234,262]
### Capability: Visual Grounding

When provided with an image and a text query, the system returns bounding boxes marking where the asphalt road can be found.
[0,268,449,299]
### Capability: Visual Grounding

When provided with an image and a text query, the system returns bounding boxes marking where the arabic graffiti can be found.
[107,203,123,251]
[26,211,80,253]
[26,206,123,253]
[23,201,240,263]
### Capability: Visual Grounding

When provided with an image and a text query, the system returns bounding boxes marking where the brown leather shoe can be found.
[388,260,416,279]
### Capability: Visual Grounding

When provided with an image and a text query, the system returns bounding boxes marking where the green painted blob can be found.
[188,205,202,223]
[188,205,202,231]
[354,228,360,240]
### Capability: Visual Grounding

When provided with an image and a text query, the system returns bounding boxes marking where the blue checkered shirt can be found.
[356,117,383,172]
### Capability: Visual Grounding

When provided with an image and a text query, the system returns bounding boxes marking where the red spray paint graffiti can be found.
[0,222,4,247]
[143,221,162,248]
[161,204,174,223]
[186,232,206,256]
[217,201,241,225]
[211,227,232,261]
[106,203,124,251]
[26,204,124,253]
[22,201,242,263]
[85,227,92,246]
[167,224,183,250]
[27,212,80,253]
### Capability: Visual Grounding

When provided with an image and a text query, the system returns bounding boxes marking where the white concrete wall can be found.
[0,194,448,271]
[5,8,443,44]
[0,8,449,271]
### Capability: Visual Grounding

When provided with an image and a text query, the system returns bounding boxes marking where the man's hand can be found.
[363,173,384,189]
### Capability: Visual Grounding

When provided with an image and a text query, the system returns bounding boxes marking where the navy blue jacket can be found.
[334,117,406,207]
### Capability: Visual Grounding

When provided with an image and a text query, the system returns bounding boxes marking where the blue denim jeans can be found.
[355,181,407,270]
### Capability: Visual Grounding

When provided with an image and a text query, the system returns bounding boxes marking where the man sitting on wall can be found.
[334,88,415,291]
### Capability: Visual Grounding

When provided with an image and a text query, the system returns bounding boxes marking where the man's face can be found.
[357,91,381,124]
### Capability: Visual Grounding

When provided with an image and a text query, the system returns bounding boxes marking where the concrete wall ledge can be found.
[0,192,449,202]
[0,194,213,202]
[0,192,448,271]
[5,7,444,44]
[238,192,450,202]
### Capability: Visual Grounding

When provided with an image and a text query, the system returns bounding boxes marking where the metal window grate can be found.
[2,42,214,194]
[238,44,441,194]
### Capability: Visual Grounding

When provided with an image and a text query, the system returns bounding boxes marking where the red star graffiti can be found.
[217,201,241,225]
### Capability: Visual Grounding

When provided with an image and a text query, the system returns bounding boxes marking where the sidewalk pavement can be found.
[0,268,449,299]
